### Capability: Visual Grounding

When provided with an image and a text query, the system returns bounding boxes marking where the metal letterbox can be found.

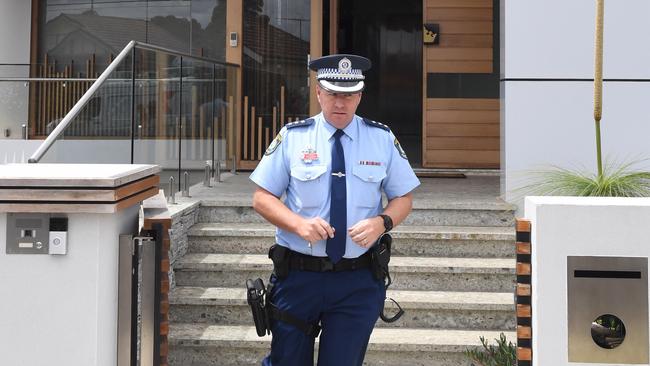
[568,256,648,363]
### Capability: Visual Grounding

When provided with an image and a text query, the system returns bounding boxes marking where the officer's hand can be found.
[296,217,335,245]
[348,217,384,248]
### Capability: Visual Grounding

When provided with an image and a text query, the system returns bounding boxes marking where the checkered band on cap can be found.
[316,68,365,81]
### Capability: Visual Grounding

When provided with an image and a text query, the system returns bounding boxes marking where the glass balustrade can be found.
[0,42,239,194]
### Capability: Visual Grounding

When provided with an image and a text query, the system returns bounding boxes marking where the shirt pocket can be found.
[290,165,328,208]
[352,164,387,208]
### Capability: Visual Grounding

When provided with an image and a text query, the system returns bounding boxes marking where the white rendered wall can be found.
[0,1,32,137]
[525,196,650,365]
[0,1,31,67]
[501,0,650,207]
[0,205,139,366]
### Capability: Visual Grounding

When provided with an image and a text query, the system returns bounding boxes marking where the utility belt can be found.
[246,234,403,338]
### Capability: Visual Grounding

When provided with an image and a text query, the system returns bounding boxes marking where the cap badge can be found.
[301,145,319,164]
[338,57,352,74]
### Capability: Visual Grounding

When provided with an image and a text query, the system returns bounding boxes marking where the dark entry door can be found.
[338,0,422,165]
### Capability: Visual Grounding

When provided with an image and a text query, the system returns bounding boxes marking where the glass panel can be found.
[218,63,239,170]
[40,0,147,77]
[0,80,45,164]
[242,0,310,161]
[191,0,226,61]
[133,48,182,192]
[146,1,191,54]
[39,51,134,164]
[38,1,197,77]
[179,57,213,188]
[0,81,30,140]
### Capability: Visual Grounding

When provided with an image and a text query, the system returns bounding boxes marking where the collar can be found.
[320,113,358,142]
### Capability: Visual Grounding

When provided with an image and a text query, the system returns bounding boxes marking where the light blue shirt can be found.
[250,113,420,258]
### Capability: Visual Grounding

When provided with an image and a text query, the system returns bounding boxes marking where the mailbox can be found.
[568,256,648,363]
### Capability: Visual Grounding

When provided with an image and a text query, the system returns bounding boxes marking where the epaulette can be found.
[362,117,390,132]
[286,118,314,129]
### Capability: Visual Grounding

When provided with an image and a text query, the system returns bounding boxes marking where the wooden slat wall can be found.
[424,98,499,168]
[425,0,493,74]
[422,0,498,168]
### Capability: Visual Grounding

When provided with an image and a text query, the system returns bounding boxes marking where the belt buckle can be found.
[321,259,334,272]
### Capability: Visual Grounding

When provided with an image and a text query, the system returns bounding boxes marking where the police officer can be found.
[250,54,420,366]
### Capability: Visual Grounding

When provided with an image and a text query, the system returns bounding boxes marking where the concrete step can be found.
[174,254,515,292]
[168,323,516,366]
[169,286,515,330]
[187,223,515,258]
[197,202,515,227]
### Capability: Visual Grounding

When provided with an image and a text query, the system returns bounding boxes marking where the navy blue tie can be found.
[327,129,346,263]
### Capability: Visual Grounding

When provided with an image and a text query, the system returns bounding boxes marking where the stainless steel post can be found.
[167,176,176,204]
[215,160,222,183]
[137,237,156,366]
[117,235,135,366]
[231,155,236,174]
[182,171,190,197]
[203,162,211,187]
[21,124,27,140]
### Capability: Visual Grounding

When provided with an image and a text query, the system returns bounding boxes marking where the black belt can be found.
[287,249,372,272]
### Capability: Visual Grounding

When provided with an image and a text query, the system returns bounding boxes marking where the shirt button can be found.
[369,175,374,180]
[306,174,312,179]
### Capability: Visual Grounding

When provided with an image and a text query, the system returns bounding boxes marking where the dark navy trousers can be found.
[261,267,385,366]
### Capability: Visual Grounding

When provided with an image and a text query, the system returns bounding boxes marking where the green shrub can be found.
[464,333,517,366]
[521,160,650,197]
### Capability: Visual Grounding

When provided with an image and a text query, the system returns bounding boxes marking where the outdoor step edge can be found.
[168,323,516,353]
[174,254,515,273]
[169,286,515,311]
[187,223,516,240]
[198,200,516,212]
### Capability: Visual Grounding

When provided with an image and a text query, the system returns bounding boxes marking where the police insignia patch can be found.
[265,133,283,156]
[394,137,408,159]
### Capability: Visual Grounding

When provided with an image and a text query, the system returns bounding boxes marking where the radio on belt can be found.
[48,217,68,255]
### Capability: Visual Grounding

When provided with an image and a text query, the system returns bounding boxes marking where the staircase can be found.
[168,195,517,365]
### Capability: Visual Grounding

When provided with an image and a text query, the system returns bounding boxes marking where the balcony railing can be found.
[0,41,240,191]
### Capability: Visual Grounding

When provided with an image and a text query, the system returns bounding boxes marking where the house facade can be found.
[1,0,650,204]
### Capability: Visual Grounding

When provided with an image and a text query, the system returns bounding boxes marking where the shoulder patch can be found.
[264,133,283,156]
[362,117,390,132]
[286,118,315,129]
[394,137,408,159]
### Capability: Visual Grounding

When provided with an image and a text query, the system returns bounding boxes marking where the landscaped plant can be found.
[521,0,650,197]
[464,333,517,366]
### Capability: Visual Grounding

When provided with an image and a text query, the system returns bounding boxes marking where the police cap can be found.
[308,54,371,94]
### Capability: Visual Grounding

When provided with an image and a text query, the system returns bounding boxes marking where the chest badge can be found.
[301,145,319,164]
[359,160,382,166]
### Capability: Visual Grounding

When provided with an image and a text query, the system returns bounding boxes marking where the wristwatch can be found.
[378,214,393,233]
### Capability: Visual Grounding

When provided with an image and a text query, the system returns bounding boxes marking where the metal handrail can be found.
[28,40,236,163]
[0,77,226,82]
[28,40,136,163]
[0,78,102,82]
